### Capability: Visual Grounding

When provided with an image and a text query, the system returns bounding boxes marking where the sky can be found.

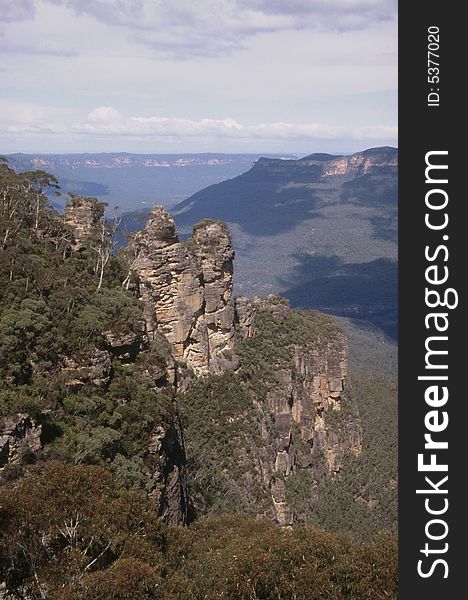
[0,0,397,154]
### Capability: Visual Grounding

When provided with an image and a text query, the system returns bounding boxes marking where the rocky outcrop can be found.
[273,351,351,522]
[158,422,191,525]
[267,336,361,524]
[131,207,237,375]
[234,296,256,339]
[321,147,398,177]
[63,195,105,248]
[61,349,112,388]
[102,329,144,362]
[236,298,362,526]
[189,220,237,373]
[145,422,191,525]
[0,414,42,468]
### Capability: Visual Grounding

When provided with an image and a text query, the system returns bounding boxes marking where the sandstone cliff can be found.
[63,194,105,248]
[240,298,362,525]
[0,202,362,529]
[249,146,397,181]
[181,293,362,526]
[320,146,398,177]
[124,210,362,525]
[130,207,237,375]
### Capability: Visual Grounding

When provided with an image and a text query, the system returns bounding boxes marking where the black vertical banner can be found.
[399,2,466,598]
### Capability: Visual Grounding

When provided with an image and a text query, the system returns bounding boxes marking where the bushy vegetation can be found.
[311,374,398,539]
[237,304,341,397]
[44,360,175,482]
[0,160,143,385]
[285,470,314,514]
[0,160,174,485]
[0,462,397,599]
[0,462,167,599]
[179,370,271,514]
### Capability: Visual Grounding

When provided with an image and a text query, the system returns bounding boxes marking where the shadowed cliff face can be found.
[239,298,362,526]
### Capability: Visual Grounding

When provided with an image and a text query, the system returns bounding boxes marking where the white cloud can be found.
[6,0,396,58]
[69,107,396,142]
[0,1,397,153]
[0,0,35,22]
[88,106,124,124]
[48,0,396,29]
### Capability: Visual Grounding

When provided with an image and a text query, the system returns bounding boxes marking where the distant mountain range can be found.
[171,146,398,358]
[4,152,296,211]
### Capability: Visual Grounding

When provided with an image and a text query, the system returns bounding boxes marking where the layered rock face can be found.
[63,196,104,247]
[246,299,361,525]
[0,414,42,468]
[321,146,398,177]
[131,207,237,375]
[189,221,236,372]
[269,338,360,525]
[250,147,397,181]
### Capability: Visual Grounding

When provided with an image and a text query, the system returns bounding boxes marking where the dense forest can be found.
[0,158,397,599]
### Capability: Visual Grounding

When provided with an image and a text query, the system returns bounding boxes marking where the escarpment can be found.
[122,210,362,525]
[252,146,398,179]
[180,293,362,525]
[1,193,362,529]
[238,298,362,525]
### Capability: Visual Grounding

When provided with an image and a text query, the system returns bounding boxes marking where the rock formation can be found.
[124,209,362,525]
[1,201,363,529]
[189,220,237,372]
[268,339,361,524]
[61,349,112,389]
[63,195,105,248]
[242,298,362,525]
[0,414,42,468]
[131,207,237,375]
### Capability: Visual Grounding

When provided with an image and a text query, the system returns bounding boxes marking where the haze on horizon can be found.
[0,0,397,155]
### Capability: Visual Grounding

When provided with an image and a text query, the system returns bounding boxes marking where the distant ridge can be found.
[3,152,296,211]
[300,153,343,161]
[173,146,398,227]
[172,146,398,343]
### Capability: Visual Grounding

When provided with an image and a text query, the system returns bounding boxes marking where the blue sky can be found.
[0,0,397,154]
